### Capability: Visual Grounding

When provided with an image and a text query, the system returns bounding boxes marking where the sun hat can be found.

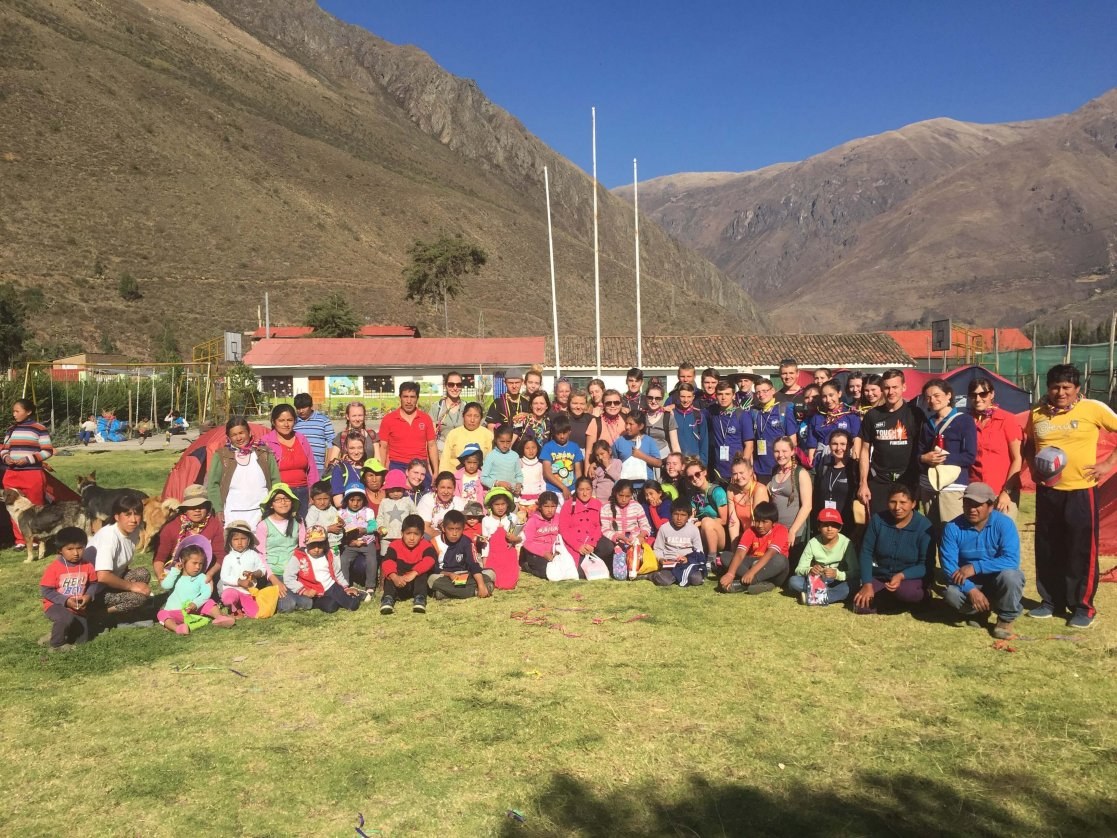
[361,457,388,473]
[1033,447,1067,488]
[260,482,299,513]
[224,519,255,537]
[173,533,213,565]
[383,470,408,492]
[484,487,514,507]
[962,482,997,504]
[305,525,329,546]
[457,443,484,465]
[178,484,211,508]
[816,507,844,526]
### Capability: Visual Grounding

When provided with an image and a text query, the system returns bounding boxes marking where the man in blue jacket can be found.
[940,482,1024,639]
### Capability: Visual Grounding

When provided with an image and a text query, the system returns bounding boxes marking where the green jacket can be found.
[793,533,858,582]
[206,445,281,514]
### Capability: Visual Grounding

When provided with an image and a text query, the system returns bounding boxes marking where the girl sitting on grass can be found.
[518,491,562,579]
[158,537,235,634]
[218,520,267,618]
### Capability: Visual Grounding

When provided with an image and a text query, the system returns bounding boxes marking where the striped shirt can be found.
[294,411,334,472]
[2,421,53,470]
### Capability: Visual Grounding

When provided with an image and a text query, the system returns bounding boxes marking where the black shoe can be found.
[746,582,776,595]
[412,596,427,614]
[379,596,395,615]
[433,589,448,601]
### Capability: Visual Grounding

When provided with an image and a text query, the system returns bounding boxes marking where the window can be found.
[260,376,293,398]
[363,375,393,394]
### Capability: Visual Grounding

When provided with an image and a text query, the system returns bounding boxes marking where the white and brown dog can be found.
[2,488,90,563]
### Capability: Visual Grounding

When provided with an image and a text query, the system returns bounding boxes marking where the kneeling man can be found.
[940,482,1024,639]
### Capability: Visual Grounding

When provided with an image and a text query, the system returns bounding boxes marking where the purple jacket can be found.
[260,430,321,486]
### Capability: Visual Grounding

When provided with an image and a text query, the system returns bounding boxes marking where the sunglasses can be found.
[686,472,703,481]
[647,396,662,402]
[447,382,463,387]
[970,390,991,398]
[604,400,621,406]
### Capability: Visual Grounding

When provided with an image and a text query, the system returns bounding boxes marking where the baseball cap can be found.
[504,367,525,381]
[816,508,843,526]
[1034,447,1067,488]
[962,482,997,504]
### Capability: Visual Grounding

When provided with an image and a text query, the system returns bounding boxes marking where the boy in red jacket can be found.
[38,527,101,652]
[380,514,437,615]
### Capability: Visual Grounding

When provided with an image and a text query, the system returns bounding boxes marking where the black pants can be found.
[1035,485,1100,618]
[867,471,918,515]
[312,585,362,613]
[430,572,493,599]
[44,604,93,646]
[383,574,429,601]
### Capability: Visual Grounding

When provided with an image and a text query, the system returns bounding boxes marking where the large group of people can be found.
[17,359,1117,651]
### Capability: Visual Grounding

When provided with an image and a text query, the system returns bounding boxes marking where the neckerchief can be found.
[971,406,995,420]
[823,408,850,426]
[227,437,258,457]
[756,398,777,413]
[1041,395,1081,416]
[170,513,209,565]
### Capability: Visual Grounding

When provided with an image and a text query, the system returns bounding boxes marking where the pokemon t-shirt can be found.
[540,440,584,490]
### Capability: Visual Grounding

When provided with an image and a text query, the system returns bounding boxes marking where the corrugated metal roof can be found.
[545,334,913,369]
[244,337,545,369]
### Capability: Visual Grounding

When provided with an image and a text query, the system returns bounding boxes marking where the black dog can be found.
[76,472,147,525]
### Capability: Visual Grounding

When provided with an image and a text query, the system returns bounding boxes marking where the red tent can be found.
[161,423,269,502]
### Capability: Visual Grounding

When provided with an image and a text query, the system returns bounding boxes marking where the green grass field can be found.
[1,450,1114,836]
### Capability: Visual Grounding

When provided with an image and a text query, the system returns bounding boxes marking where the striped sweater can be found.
[599,500,650,542]
[2,421,53,470]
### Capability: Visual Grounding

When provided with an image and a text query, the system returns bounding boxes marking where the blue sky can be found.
[320,1,1117,188]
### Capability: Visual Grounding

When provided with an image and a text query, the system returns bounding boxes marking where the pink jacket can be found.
[520,512,561,557]
[559,497,604,553]
[260,430,320,486]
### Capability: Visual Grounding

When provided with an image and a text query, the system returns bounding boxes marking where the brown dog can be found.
[139,496,178,554]
[2,488,90,563]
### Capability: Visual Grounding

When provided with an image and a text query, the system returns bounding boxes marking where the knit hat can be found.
[463,501,485,518]
[178,484,210,509]
[383,469,408,491]
[816,507,844,526]
[260,482,299,513]
[484,487,514,508]
[457,443,484,465]
[361,457,388,474]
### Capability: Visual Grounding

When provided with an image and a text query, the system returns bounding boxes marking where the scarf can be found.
[170,513,210,565]
[971,406,995,420]
[227,438,258,457]
[757,398,777,413]
[822,408,850,426]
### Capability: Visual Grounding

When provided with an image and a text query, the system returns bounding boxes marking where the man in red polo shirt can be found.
[965,377,1024,520]
[378,381,438,491]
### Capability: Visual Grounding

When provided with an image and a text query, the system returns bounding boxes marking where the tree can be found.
[118,272,142,301]
[306,292,360,338]
[0,284,28,369]
[403,233,487,334]
[98,333,117,354]
[225,361,259,414]
[152,321,180,363]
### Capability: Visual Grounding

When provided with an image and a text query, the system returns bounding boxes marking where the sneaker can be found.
[651,569,675,587]
[686,567,705,587]
[433,589,448,601]
[746,581,776,595]
[992,620,1015,640]
[1067,613,1095,629]
[13,542,25,551]
[379,597,395,615]
[965,618,987,630]
[210,614,235,628]
[723,580,744,594]
[1028,605,1056,619]
[412,596,427,614]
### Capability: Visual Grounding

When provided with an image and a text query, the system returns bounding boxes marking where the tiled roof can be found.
[249,325,417,338]
[244,337,544,369]
[545,334,913,369]
[886,328,1032,357]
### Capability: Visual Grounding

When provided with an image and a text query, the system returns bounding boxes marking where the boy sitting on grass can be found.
[380,514,437,615]
[430,509,496,600]
[716,501,790,595]
[786,508,858,605]
[650,499,705,587]
[38,526,100,652]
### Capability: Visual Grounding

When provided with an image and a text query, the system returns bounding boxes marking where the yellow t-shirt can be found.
[1028,398,1117,491]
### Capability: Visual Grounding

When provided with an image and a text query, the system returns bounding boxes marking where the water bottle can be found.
[626,532,638,580]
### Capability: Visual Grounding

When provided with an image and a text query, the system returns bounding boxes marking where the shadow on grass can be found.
[500,771,1115,837]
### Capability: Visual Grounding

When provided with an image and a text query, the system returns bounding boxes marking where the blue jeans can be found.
[943,569,1025,622]
[787,573,850,603]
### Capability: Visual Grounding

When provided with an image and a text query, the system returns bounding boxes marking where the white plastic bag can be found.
[546,537,580,581]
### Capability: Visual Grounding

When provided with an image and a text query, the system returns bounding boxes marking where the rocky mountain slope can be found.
[0,0,764,357]
[617,91,1117,332]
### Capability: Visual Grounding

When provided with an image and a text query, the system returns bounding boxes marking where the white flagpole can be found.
[544,166,561,378]
[592,107,601,377]
[634,158,642,369]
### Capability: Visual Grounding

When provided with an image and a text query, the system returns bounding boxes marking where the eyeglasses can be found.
[970,390,991,398]
[686,472,703,481]
[604,400,621,407]
[447,382,463,388]
[647,396,662,402]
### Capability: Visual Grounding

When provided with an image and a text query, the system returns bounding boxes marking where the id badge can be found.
[719,445,729,462]
[757,439,767,457]
[824,500,837,510]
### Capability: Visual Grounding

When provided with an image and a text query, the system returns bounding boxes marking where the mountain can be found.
[616,91,1117,332]
[0,0,764,357]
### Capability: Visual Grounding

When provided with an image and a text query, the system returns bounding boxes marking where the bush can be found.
[118,273,142,301]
